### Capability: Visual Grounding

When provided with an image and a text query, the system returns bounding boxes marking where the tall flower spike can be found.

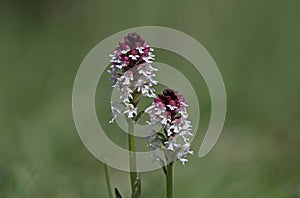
[145,89,193,165]
[108,33,157,122]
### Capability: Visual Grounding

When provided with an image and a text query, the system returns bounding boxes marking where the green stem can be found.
[166,164,173,198]
[104,163,113,198]
[128,119,137,195]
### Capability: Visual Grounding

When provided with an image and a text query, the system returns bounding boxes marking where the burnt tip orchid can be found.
[105,32,198,198]
[146,89,193,166]
[108,32,157,123]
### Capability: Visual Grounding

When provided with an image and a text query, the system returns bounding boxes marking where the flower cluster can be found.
[108,33,157,122]
[146,89,193,165]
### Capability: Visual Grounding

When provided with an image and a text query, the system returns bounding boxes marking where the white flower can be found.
[109,102,123,123]
[124,103,137,118]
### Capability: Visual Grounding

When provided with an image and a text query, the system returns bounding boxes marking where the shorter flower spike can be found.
[145,89,193,165]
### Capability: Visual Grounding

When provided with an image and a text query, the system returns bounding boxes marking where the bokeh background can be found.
[1,0,300,197]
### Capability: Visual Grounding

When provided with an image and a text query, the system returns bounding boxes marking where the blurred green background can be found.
[1,0,300,197]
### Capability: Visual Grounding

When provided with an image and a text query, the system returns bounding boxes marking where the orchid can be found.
[106,33,194,198]
[108,33,157,123]
[107,33,157,198]
[146,88,193,166]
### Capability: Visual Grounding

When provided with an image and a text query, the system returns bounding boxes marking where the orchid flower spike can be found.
[145,89,193,166]
[108,33,157,122]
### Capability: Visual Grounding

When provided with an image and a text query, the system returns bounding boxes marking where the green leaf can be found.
[115,188,122,198]
[132,175,141,198]
[156,132,167,141]
[134,110,145,122]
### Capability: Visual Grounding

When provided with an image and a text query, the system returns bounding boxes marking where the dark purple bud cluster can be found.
[112,33,154,71]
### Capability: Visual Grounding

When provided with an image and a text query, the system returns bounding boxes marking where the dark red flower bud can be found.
[154,98,162,103]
